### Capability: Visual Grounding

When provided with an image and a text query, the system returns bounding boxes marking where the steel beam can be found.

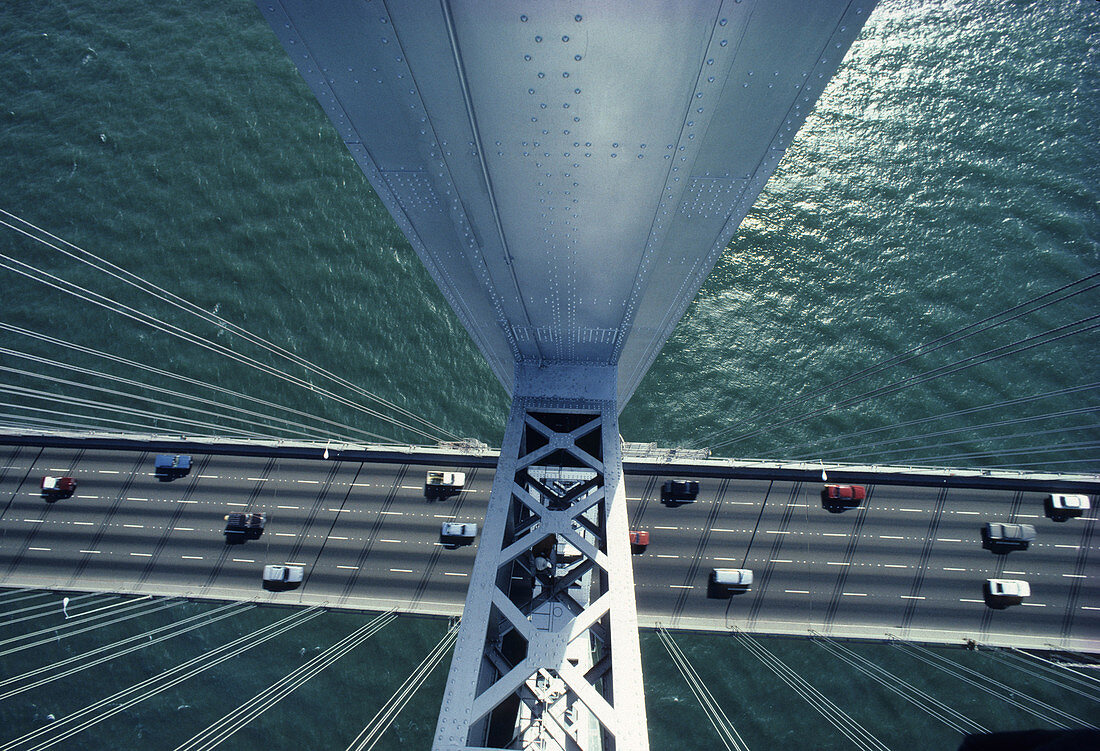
[434,365,646,750]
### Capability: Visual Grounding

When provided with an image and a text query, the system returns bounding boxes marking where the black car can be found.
[662,480,700,503]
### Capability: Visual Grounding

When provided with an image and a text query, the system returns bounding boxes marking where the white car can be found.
[985,578,1030,600]
[440,522,478,541]
[262,564,304,585]
[1046,494,1090,519]
[711,568,753,588]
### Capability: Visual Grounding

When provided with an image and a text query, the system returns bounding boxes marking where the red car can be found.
[824,484,865,502]
[629,530,650,549]
[41,476,77,499]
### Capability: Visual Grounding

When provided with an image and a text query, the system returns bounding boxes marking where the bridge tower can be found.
[258,2,875,747]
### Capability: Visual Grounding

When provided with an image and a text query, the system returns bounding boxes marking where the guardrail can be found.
[3,428,1098,493]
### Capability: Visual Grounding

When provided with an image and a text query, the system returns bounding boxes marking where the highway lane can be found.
[1,444,1096,649]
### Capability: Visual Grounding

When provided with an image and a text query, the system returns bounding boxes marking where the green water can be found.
[1,0,1098,748]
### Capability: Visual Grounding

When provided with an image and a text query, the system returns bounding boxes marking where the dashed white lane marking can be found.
[174,527,195,532]
[380,511,403,516]
[434,514,456,519]
[76,495,97,499]
[627,497,641,501]
[842,592,868,597]
[899,508,923,513]
[248,478,268,482]
[880,535,904,540]
[232,558,255,563]
[955,511,979,515]
[274,533,295,537]
[1017,514,1040,519]
[351,483,370,487]
[771,559,793,564]
[1003,570,1027,575]
[827,561,850,566]
[390,568,413,573]
[99,470,121,474]
[822,533,846,538]
[28,547,50,552]
[656,554,678,559]
[277,505,299,510]
[80,549,101,554]
[127,497,147,501]
[1021,602,1047,607]
[380,539,402,544]
[959,598,985,604]
[765,530,790,535]
[936,538,963,543]
[129,552,152,557]
[328,508,352,513]
[74,521,94,526]
[328,535,348,541]
[713,557,740,562]
[884,564,908,569]
[285,561,308,567]
[669,585,694,589]
[227,502,247,507]
[1056,545,1080,550]
[1083,606,1100,611]
[729,501,755,506]
[943,567,967,572]
[23,519,44,523]
[181,500,197,504]
[337,565,359,570]
[900,595,925,600]
[1063,574,1087,579]
[181,555,203,560]
[123,524,144,529]
[400,485,420,490]
[785,589,810,594]
[654,525,680,530]
[444,572,468,577]
[198,475,218,479]
[297,480,319,484]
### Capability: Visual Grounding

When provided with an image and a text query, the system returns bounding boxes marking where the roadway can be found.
[1,445,1096,650]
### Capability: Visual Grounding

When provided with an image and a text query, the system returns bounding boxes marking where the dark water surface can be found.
[1,1,1097,748]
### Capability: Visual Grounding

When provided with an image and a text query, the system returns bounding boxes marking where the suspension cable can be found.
[0,383,281,441]
[175,610,397,751]
[0,322,395,444]
[800,420,1100,463]
[695,272,1099,448]
[0,363,352,442]
[839,440,1100,468]
[0,607,325,751]
[777,383,1100,456]
[0,209,459,440]
[0,602,252,701]
[344,618,460,751]
[656,626,750,750]
[709,316,1099,451]
[0,251,445,442]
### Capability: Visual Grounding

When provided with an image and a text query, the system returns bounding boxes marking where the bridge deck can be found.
[1,444,1096,651]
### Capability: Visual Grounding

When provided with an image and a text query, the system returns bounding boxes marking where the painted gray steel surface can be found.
[257,1,875,402]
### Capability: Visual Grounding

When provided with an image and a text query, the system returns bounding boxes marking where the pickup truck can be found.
[154,454,192,480]
[1045,494,1091,521]
[41,476,76,500]
[440,521,478,546]
[426,471,466,498]
[224,512,267,540]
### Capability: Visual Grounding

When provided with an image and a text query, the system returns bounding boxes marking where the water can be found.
[0,1,1097,748]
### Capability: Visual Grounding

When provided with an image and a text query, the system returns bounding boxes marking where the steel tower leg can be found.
[434,365,648,750]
